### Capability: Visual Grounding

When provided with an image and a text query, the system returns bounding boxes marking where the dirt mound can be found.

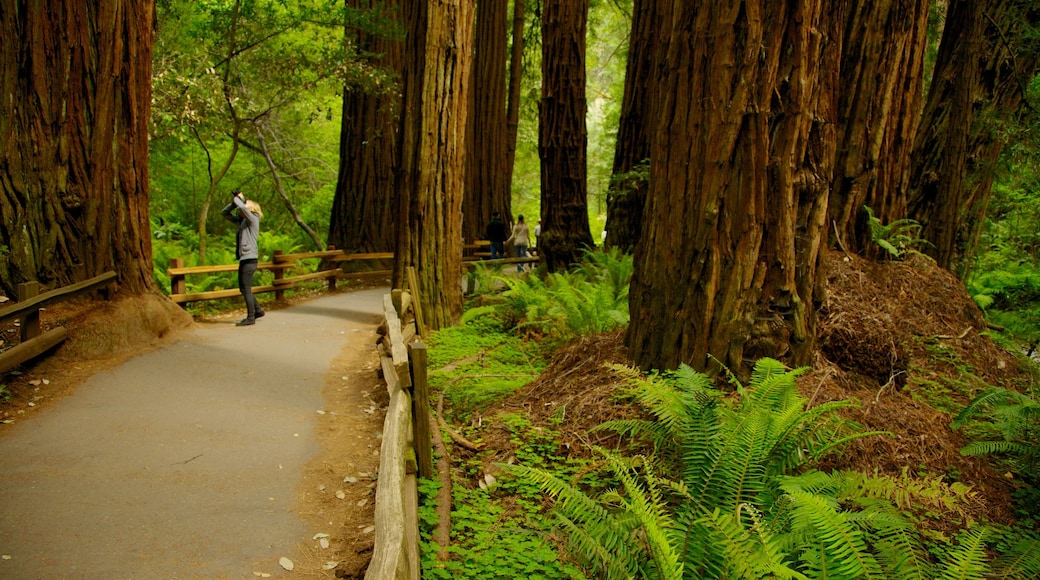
[479,250,1029,525]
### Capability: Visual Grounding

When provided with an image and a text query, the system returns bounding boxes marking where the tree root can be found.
[429,407,452,562]
[436,391,484,451]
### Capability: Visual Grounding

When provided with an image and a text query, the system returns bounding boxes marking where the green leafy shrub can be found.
[494,248,632,342]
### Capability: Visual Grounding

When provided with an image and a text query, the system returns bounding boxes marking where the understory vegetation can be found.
[417,249,1040,580]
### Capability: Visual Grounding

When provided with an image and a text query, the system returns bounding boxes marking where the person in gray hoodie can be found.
[221,189,265,326]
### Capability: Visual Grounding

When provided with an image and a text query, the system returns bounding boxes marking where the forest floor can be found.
[469,250,1032,533]
[0,250,1034,577]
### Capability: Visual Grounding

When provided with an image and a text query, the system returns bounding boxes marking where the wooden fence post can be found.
[169,258,186,297]
[17,281,41,342]
[272,250,286,301]
[408,341,434,478]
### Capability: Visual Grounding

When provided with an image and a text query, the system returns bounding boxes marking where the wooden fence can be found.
[0,272,117,374]
[367,285,432,580]
[168,244,538,306]
[166,249,393,306]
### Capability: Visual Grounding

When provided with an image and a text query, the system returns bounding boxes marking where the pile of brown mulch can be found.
[471,249,1032,526]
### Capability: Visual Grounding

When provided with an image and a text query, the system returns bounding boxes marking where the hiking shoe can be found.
[236,318,255,326]
[255,310,265,319]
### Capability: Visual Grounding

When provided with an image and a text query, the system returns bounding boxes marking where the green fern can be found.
[989,533,1040,580]
[937,527,990,580]
[953,387,1040,481]
[864,205,930,260]
[517,359,916,579]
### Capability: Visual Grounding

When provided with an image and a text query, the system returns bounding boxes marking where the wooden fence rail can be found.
[167,246,537,306]
[166,249,393,306]
[0,272,117,374]
[367,290,426,580]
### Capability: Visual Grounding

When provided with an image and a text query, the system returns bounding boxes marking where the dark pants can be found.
[490,242,505,260]
[238,259,262,319]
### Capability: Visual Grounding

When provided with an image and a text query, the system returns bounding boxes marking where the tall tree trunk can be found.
[539,0,594,272]
[328,0,402,259]
[503,0,526,198]
[0,0,156,297]
[908,0,1040,274]
[603,0,665,253]
[627,1,835,376]
[829,0,930,254]
[394,0,473,330]
[464,0,511,244]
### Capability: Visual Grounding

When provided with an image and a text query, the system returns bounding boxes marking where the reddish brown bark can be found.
[627,1,835,375]
[464,0,511,244]
[829,0,930,254]
[0,0,156,296]
[394,0,473,329]
[328,0,402,260]
[908,0,1040,274]
[538,0,594,272]
[603,0,666,253]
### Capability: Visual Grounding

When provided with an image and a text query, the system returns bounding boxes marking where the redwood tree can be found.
[539,0,594,272]
[0,0,156,296]
[829,0,930,254]
[603,0,665,253]
[464,0,511,244]
[908,0,1040,273]
[627,1,835,375]
[328,0,402,257]
[394,0,473,329]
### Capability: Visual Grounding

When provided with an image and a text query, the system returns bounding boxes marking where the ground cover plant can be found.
[417,248,1040,579]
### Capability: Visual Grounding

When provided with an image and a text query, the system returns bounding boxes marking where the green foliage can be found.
[953,387,1040,487]
[864,205,930,260]
[425,322,543,420]
[508,358,1028,580]
[417,475,584,579]
[492,248,632,342]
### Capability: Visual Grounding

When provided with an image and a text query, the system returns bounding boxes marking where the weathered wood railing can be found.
[367,286,431,580]
[168,245,538,307]
[0,272,117,374]
[166,249,393,306]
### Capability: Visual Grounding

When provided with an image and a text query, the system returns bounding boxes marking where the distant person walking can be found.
[533,219,541,253]
[486,212,508,260]
[222,189,265,326]
[506,214,531,272]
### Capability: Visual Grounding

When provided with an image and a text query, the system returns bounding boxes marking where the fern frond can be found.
[960,439,1030,457]
[937,527,990,580]
[693,507,806,580]
[787,489,885,579]
[952,387,1032,428]
[989,535,1040,580]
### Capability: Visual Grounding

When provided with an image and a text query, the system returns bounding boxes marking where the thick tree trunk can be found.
[627,1,834,376]
[464,0,511,244]
[539,0,594,272]
[394,0,473,330]
[328,0,402,259]
[829,0,930,254]
[504,0,526,199]
[603,0,665,253]
[908,0,1040,274]
[0,0,156,297]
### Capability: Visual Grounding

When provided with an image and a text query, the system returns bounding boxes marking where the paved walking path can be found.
[0,288,386,579]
